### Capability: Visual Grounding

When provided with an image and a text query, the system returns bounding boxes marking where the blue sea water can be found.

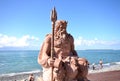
[77,50,120,64]
[0,50,120,76]
[0,50,41,75]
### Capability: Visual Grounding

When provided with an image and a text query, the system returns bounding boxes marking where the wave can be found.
[89,61,120,66]
[0,70,42,77]
[0,70,43,81]
[103,61,120,66]
[89,61,120,73]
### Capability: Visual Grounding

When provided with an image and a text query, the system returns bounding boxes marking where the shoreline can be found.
[0,64,120,81]
[0,72,43,81]
[89,64,120,74]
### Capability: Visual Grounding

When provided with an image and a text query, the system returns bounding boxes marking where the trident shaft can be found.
[50,7,57,81]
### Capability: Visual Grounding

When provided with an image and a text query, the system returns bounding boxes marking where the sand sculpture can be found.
[38,7,89,81]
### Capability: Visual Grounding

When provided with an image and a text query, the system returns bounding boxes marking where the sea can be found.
[0,50,120,76]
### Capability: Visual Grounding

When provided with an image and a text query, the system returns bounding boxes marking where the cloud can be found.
[74,36,120,49]
[0,34,39,48]
[1,34,119,50]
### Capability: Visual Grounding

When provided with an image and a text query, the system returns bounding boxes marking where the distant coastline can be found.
[0,49,120,51]
[78,49,120,51]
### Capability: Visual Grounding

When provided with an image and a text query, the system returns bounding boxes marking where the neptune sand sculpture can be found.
[38,8,89,81]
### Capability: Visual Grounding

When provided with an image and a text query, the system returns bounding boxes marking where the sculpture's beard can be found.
[55,30,67,40]
[62,34,66,40]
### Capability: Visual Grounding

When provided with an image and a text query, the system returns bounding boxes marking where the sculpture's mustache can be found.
[55,30,66,40]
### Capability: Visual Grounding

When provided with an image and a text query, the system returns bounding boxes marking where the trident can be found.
[50,7,57,81]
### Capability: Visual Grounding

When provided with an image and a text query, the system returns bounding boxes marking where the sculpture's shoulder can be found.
[68,33,73,38]
[44,33,51,43]
[68,33,74,40]
[45,33,51,37]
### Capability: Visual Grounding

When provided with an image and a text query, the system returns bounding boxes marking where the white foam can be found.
[0,70,42,77]
[89,64,120,74]
[115,62,120,64]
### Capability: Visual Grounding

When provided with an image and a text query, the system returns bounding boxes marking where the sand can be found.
[88,70,120,81]
[88,64,120,81]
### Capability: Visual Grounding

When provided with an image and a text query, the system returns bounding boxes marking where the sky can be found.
[0,0,120,50]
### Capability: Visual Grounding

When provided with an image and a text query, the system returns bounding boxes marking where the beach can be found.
[88,70,120,81]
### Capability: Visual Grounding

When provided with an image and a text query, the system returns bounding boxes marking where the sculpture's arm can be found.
[70,34,78,56]
[38,34,51,68]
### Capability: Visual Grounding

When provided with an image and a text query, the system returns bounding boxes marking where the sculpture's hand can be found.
[48,58,55,67]
[78,58,88,66]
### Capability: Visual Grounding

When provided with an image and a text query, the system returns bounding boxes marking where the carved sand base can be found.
[42,57,89,81]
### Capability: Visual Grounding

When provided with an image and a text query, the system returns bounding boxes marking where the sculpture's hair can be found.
[54,20,68,40]
[55,20,67,32]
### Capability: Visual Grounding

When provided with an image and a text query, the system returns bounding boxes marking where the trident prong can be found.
[51,7,57,23]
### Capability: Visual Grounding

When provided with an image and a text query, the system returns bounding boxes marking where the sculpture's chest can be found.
[54,39,70,48]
